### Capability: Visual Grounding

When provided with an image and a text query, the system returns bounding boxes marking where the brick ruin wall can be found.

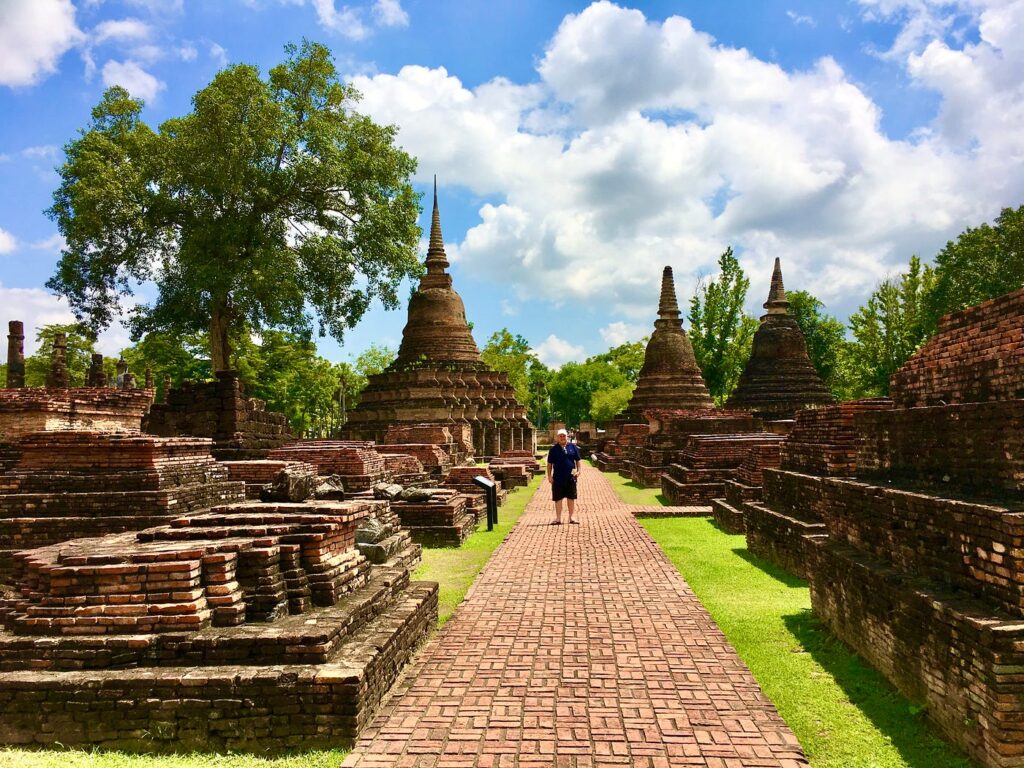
[890,286,1024,408]
[144,373,291,459]
[793,289,1024,767]
[0,388,153,445]
[0,499,437,751]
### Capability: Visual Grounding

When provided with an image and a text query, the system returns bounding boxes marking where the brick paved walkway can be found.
[343,464,808,767]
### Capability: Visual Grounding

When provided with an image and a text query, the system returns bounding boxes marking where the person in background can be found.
[547,427,581,525]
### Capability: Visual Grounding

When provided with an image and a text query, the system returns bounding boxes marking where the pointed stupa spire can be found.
[425,175,449,275]
[764,257,789,315]
[657,266,681,320]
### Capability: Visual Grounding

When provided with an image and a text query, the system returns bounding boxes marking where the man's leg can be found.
[566,498,576,523]
[554,498,563,524]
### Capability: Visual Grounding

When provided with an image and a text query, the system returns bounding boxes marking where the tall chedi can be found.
[625,266,713,416]
[343,179,535,456]
[726,258,833,419]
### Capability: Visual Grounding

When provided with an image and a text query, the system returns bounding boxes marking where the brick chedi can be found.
[342,181,535,458]
[0,499,437,751]
[594,266,713,473]
[726,258,833,420]
[625,266,714,418]
[144,371,291,459]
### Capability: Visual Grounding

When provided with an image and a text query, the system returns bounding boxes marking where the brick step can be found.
[710,497,745,534]
[0,579,438,751]
[403,511,479,548]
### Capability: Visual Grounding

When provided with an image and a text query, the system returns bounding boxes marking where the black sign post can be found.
[472,476,497,531]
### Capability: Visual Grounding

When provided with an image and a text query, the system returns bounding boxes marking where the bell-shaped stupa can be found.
[343,179,535,457]
[725,258,833,419]
[624,266,714,417]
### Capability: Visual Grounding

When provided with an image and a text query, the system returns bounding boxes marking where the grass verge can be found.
[413,471,542,624]
[600,468,974,768]
[1,475,543,768]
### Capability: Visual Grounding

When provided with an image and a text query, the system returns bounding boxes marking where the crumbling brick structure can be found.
[0,498,437,752]
[267,441,392,492]
[741,399,892,577]
[726,259,833,420]
[0,432,244,582]
[593,266,712,470]
[745,287,1024,766]
[342,184,535,457]
[660,432,786,505]
[710,443,782,534]
[144,371,291,459]
[0,387,154,444]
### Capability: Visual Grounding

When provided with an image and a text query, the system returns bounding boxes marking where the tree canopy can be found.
[923,204,1024,333]
[47,40,421,372]
[688,248,758,403]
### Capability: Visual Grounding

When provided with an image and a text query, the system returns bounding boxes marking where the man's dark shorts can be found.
[552,478,577,502]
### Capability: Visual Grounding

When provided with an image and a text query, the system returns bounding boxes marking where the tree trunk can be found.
[209,301,232,373]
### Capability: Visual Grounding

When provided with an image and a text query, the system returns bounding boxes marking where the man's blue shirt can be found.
[547,442,581,482]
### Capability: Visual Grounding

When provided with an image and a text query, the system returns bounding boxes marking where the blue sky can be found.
[1,0,1022,366]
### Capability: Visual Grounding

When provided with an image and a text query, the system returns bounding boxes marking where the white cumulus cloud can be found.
[352,1,1024,322]
[532,334,586,367]
[0,0,82,87]
[101,59,165,102]
[600,322,648,346]
[0,228,17,255]
[374,0,409,27]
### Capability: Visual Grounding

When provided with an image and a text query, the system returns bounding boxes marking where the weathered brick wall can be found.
[780,399,892,476]
[856,401,1024,496]
[0,581,437,752]
[268,441,390,491]
[891,287,1024,407]
[144,372,291,459]
[813,478,1024,617]
[808,537,1024,767]
[0,388,153,443]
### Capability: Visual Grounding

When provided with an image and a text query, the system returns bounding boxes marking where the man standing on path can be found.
[547,428,581,525]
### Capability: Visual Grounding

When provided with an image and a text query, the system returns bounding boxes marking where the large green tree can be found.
[922,204,1024,333]
[47,41,421,372]
[785,290,853,399]
[688,247,758,402]
[587,340,646,383]
[847,255,934,396]
[22,323,97,387]
[548,360,628,426]
[481,329,540,411]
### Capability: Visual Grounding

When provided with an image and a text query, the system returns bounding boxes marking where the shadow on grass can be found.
[783,610,976,768]
[731,547,807,589]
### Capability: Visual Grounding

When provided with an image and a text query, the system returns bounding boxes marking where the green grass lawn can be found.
[1,474,542,768]
[413,471,542,624]
[599,468,974,768]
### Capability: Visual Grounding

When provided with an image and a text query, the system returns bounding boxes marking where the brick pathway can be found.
[343,464,807,767]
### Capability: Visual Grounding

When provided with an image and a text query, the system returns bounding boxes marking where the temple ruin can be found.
[593,266,713,473]
[342,180,535,458]
[741,287,1024,766]
[726,258,833,419]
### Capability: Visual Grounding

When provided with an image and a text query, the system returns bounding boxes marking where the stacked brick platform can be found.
[593,423,648,473]
[0,432,244,581]
[383,423,473,466]
[710,443,782,534]
[222,459,319,499]
[390,491,477,547]
[267,441,390,492]
[0,387,153,444]
[742,400,892,578]
[487,450,541,490]
[144,371,291,460]
[0,498,437,752]
[767,287,1024,766]
[376,444,451,478]
[661,433,785,505]
[380,453,427,486]
[627,409,762,487]
[442,466,508,509]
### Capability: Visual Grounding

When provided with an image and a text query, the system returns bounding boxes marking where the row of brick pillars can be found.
[5,320,154,391]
